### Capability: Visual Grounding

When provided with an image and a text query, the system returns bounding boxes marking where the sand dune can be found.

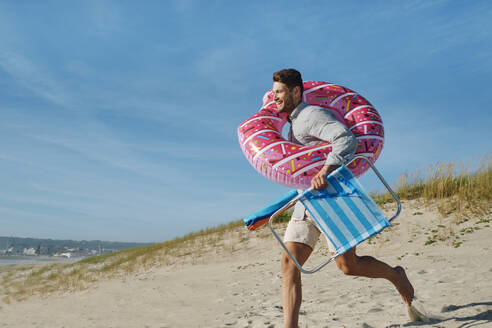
[1,201,491,327]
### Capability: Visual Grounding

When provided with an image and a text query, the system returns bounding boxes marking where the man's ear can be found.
[294,85,302,99]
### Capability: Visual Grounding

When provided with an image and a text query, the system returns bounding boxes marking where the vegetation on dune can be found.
[370,154,491,250]
[1,156,490,303]
[372,154,492,219]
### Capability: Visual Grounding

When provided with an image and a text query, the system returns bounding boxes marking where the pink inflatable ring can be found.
[238,81,384,189]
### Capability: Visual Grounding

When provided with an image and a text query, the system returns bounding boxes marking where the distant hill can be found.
[0,236,153,257]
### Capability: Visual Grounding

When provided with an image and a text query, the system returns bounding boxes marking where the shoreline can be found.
[0,256,78,268]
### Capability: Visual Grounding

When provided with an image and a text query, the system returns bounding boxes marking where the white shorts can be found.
[283,206,336,252]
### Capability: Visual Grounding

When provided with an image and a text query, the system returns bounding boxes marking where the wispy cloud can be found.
[26,129,189,184]
[0,51,74,108]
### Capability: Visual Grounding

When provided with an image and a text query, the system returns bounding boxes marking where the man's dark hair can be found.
[273,68,304,94]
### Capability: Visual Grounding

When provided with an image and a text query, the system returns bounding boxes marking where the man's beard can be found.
[277,94,296,113]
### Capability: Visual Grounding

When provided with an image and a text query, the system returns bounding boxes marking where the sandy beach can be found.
[1,201,491,328]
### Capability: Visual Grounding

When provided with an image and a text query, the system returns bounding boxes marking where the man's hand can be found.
[311,165,339,190]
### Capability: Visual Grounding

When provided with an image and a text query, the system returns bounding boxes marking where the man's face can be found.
[272,81,297,114]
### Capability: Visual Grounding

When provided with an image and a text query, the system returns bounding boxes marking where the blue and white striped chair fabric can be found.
[298,165,390,257]
[268,155,400,274]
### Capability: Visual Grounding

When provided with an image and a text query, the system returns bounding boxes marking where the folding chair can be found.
[268,155,401,274]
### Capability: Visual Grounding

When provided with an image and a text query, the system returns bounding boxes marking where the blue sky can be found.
[0,1,490,242]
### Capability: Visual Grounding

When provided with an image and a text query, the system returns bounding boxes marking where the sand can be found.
[1,201,491,327]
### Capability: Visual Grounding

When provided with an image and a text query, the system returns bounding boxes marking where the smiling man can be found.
[272,69,414,328]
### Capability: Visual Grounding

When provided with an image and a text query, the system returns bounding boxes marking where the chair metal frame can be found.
[268,154,401,274]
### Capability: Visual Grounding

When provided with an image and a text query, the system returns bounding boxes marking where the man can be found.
[272,69,414,328]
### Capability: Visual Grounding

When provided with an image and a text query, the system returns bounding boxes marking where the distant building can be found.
[23,248,37,256]
[54,252,72,258]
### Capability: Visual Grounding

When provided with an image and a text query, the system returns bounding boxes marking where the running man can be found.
[271,68,414,328]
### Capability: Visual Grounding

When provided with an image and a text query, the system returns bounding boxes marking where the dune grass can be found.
[372,154,492,220]
[370,155,491,249]
[1,156,490,303]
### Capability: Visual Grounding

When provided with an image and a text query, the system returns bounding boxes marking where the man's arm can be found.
[308,109,357,190]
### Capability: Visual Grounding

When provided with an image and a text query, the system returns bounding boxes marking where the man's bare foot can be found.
[394,266,414,306]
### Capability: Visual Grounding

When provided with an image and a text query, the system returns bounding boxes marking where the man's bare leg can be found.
[334,247,414,306]
[281,242,312,328]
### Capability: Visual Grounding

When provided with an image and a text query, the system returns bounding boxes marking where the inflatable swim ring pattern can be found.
[238,81,384,189]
